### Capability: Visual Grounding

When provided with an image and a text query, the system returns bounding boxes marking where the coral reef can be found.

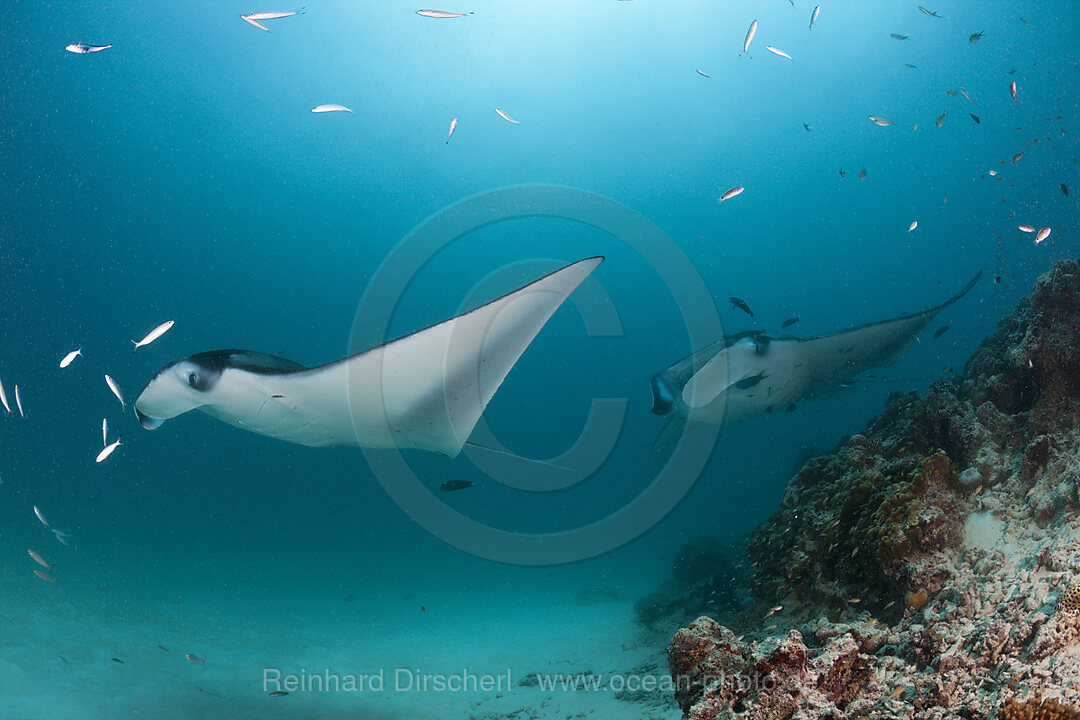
[662,261,1080,719]
[998,697,1080,720]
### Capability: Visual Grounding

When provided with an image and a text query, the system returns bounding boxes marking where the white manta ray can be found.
[650,272,981,456]
[135,257,602,456]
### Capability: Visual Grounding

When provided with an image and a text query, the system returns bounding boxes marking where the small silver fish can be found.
[718,186,745,202]
[809,5,820,29]
[132,320,174,351]
[28,550,51,569]
[494,108,520,124]
[240,9,304,31]
[66,43,112,54]
[105,374,126,413]
[311,104,353,113]
[14,385,23,418]
[96,436,123,464]
[34,505,50,528]
[244,9,304,20]
[60,349,82,368]
[935,110,947,127]
[765,45,792,61]
[102,418,109,447]
[240,16,271,31]
[0,378,9,413]
[868,116,894,127]
[908,221,918,232]
[446,117,458,143]
[416,9,473,17]
[744,20,758,54]
[696,69,711,78]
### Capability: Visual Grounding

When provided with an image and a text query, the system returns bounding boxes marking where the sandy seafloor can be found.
[0,555,680,720]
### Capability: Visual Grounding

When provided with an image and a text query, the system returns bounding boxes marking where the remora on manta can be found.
[650,271,982,457]
[134,257,602,456]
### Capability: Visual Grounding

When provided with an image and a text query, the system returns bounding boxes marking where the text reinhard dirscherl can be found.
[262,668,776,694]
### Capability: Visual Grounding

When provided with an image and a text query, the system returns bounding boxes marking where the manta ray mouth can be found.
[135,409,166,430]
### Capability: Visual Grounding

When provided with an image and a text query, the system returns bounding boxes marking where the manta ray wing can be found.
[135,257,603,456]
[793,270,982,398]
[278,256,602,454]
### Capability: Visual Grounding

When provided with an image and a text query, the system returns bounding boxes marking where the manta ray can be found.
[134,257,602,456]
[650,271,981,450]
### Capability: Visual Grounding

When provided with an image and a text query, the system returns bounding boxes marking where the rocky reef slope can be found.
[666,260,1080,719]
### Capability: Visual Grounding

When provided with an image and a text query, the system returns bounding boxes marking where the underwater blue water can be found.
[0,0,1078,716]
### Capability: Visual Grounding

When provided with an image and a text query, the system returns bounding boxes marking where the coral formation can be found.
[1060,585,1080,616]
[998,697,1080,720]
[660,260,1080,719]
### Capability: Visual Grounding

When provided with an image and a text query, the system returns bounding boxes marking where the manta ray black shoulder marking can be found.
[189,350,309,375]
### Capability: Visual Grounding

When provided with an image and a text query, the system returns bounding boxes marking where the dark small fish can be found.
[933,325,950,339]
[858,168,868,180]
[157,645,170,652]
[803,122,812,132]
[1062,183,1070,196]
[781,317,800,328]
[112,658,124,664]
[969,31,983,43]
[440,480,474,492]
[730,297,754,317]
[918,6,941,18]
[734,371,767,390]
[838,168,846,178]
[57,656,69,665]
[970,113,981,124]
[905,63,918,69]
[890,33,908,40]
[269,691,289,697]
[785,403,797,413]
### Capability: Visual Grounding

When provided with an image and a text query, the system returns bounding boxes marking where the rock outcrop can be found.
[665,261,1080,719]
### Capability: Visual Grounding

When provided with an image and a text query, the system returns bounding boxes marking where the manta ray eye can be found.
[187,371,200,388]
